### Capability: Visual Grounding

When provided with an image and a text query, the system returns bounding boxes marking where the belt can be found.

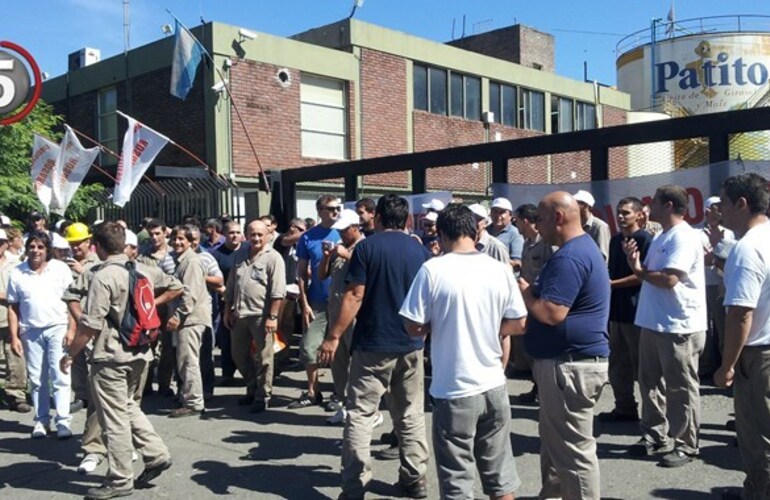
[556,353,608,363]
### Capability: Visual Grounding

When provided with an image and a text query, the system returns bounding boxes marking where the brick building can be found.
[41,18,630,221]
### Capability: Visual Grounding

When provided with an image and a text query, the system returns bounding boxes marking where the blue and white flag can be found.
[170,21,203,100]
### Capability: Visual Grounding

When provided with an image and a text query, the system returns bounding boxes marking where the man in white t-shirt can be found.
[400,204,527,500]
[623,184,707,468]
[714,173,770,498]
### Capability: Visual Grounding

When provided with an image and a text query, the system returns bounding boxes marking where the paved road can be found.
[0,357,744,499]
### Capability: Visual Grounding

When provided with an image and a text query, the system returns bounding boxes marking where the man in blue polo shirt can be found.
[518,191,610,500]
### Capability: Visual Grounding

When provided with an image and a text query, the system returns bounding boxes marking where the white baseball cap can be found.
[490,197,513,212]
[52,233,70,250]
[0,215,10,227]
[125,229,138,248]
[331,209,361,230]
[704,196,721,211]
[573,190,596,208]
[468,203,491,225]
[423,211,438,223]
[0,229,7,240]
[421,199,445,212]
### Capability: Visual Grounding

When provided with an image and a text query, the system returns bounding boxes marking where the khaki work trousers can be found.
[734,346,770,499]
[0,327,27,404]
[532,358,608,500]
[231,316,273,402]
[608,321,641,416]
[341,349,429,497]
[71,347,91,403]
[175,324,205,411]
[92,359,169,488]
[638,328,705,454]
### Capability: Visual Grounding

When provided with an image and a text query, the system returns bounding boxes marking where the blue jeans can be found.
[22,324,71,428]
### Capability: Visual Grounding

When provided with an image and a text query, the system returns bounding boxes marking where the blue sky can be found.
[4,0,770,85]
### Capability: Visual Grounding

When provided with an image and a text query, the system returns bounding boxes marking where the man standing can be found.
[518,191,609,500]
[573,190,611,261]
[0,230,29,413]
[400,204,527,500]
[488,197,524,271]
[224,220,286,413]
[201,218,225,251]
[598,197,652,423]
[355,198,376,237]
[714,173,770,498]
[624,184,706,467]
[61,222,173,499]
[291,195,340,408]
[318,194,431,499]
[167,225,211,418]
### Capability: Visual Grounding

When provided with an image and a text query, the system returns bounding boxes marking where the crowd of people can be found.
[0,173,769,500]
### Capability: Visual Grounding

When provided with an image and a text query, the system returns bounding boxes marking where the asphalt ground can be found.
[0,349,745,499]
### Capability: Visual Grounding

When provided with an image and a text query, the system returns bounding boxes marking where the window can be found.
[414,64,480,120]
[551,96,574,134]
[488,81,517,127]
[520,88,545,132]
[300,74,348,160]
[576,101,596,131]
[97,88,118,166]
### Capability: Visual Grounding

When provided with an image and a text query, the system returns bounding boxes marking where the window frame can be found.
[97,87,118,166]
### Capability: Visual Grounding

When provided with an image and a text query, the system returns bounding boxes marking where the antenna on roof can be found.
[123,0,130,53]
[348,0,365,19]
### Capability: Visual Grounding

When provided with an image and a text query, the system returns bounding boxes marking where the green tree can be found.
[0,100,105,223]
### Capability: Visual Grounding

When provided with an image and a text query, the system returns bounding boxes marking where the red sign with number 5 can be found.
[0,41,41,126]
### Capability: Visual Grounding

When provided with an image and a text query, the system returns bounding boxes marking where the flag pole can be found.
[166,10,271,193]
[68,126,167,196]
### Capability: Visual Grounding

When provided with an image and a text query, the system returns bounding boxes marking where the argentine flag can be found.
[170,21,203,100]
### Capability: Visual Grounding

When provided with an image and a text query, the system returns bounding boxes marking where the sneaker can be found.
[287,391,322,409]
[31,422,46,439]
[597,409,639,423]
[374,445,400,461]
[660,449,695,468]
[10,400,32,413]
[627,437,672,457]
[57,424,73,440]
[327,407,347,425]
[373,412,384,428]
[70,399,86,413]
[398,476,428,499]
[325,394,343,412]
[84,484,133,500]
[78,454,102,474]
[169,407,203,419]
[136,458,173,485]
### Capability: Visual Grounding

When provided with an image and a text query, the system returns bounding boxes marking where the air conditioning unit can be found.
[482,111,495,124]
[68,48,101,71]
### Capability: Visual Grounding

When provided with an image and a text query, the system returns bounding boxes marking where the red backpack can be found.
[114,261,161,348]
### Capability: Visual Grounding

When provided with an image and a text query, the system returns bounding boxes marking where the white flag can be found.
[52,125,100,215]
[666,3,676,37]
[30,135,60,212]
[114,114,169,207]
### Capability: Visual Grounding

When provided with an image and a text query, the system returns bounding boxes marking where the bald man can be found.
[517,192,610,500]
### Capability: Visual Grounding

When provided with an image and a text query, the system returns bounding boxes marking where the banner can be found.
[52,125,100,215]
[170,20,203,100]
[30,134,60,212]
[492,160,770,234]
[114,114,169,207]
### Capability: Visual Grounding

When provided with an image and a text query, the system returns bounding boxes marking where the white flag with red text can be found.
[30,134,61,212]
[52,125,100,215]
[113,114,169,207]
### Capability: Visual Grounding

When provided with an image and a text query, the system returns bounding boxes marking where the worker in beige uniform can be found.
[61,222,175,500]
[224,220,286,413]
[166,224,211,418]
[0,229,28,413]
[63,222,101,414]
[65,229,183,475]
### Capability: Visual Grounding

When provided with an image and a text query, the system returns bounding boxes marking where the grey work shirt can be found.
[225,247,286,319]
[0,257,17,328]
[172,248,211,328]
[137,243,176,275]
[520,233,555,285]
[328,239,362,324]
[81,254,183,364]
[71,252,101,279]
[583,215,611,261]
[476,232,510,265]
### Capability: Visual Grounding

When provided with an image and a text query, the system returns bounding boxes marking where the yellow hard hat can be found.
[64,222,92,242]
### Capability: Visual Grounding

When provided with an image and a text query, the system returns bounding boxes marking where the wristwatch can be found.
[267,314,279,321]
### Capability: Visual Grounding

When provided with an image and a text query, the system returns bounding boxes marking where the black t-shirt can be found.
[608,229,652,323]
[346,231,430,353]
[210,242,250,282]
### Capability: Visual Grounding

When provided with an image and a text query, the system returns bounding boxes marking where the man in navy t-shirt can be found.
[518,191,609,500]
[317,194,431,499]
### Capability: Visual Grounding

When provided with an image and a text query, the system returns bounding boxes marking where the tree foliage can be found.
[0,100,105,223]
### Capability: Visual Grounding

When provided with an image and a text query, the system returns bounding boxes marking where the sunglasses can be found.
[324,206,342,212]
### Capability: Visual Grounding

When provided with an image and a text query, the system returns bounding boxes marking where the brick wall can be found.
[447,25,554,72]
[604,105,629,179]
